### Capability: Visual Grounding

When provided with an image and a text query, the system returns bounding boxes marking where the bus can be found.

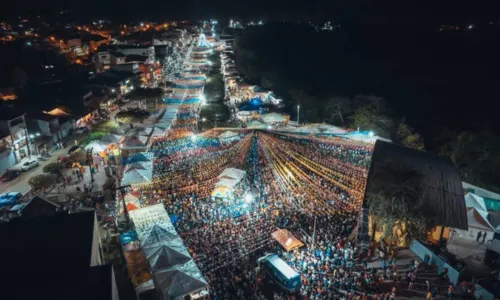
[258,254,301,291]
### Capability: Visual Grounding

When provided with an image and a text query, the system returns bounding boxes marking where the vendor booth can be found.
[271,229,305,252]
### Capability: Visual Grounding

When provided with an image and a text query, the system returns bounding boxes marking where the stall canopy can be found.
[218,131,239,140]
[100,133,122,144]
[215,178,240,190]
[261,113,286,124]
[121,168,152,186]
[271,229,305,252]
[154,260,208,300]
[245,120,268,129]
[129,204,208,298]
[141,224,178,248]
[211,186,232,198]
[84,140,108,153]
[122,152,154,165]
[218,168,246,182]
[465,192,488,212]
[143,241,192,271]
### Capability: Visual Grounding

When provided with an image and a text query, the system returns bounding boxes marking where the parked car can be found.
[1,170,20,182]
[20,158,39,171]
[0,192,22,208]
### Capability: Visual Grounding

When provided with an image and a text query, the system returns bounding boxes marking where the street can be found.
[0,145,72,195]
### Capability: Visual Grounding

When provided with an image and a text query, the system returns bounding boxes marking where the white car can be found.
[20,158,39,171]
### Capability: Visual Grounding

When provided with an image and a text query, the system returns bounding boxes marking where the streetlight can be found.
[297,105,300,125]
[368,131,375,137]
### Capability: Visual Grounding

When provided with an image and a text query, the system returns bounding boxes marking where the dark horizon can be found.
[3,0,500,24]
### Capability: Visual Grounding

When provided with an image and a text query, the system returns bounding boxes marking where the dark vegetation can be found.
[234,22,500,191]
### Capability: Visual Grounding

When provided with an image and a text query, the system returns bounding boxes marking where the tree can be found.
[28,174,56,189]
[396,118,425,151]
[116,108,150,124]
[367,162,435,245]
[68,150,87,164]
[446,130,500,192]
[204,73,224,103]
[43,162,65,176]
[350,94,395,138]
[94,120,121,134]
[80,131,107,147]
[321,96,352,125]
[127,88,164,101]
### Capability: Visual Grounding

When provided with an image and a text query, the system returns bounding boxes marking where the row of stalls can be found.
[124,204,209,300]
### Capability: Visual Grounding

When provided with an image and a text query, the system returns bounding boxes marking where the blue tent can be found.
[119,230,138,245]
[238,98,262,111]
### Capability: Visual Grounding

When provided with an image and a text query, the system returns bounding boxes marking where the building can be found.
[0,211,118,300]
[358,140,468,247]
[0,210,119,299]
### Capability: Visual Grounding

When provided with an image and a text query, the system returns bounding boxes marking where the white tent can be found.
[121,168,152,186]
[466,208,495,231]
[218,168,247,182]
[140,224,179,248]
[84,140,109,153]
[215,178,240,190]
[154,260,208,300]
[100,133,122,144]
[245,120,268,129]
[129,204,173,236]
[144,240,192,271]
[261,113,286,124]
[465,192,488,212]
[218,131,239,140]
[124,161,152,173]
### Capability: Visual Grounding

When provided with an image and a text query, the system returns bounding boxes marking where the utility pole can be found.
[311,215,317,249]
[24,127,31,158]
[297,105,300,126]
[86,148,95,182]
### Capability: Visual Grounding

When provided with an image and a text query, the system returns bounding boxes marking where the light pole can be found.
[297,105,300,125]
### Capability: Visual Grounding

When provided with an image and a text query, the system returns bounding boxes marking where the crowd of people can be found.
[122,129,427,299]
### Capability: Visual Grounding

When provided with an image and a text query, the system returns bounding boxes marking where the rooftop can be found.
[364,140,468,230]
[0,210,97,271]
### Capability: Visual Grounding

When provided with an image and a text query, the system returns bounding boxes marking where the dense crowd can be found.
[127,130,407,299]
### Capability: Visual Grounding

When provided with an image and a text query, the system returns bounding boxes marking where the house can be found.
[110,62,140,74]
[114,45,155,61]
[16,195,60,220]
[87,70,138,95]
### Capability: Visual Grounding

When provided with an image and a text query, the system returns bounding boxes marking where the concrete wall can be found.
[90,212,104,267]
[409,240,463,285]
[0,150,17,175]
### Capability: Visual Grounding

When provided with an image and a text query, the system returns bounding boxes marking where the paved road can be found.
[0,146,72,195]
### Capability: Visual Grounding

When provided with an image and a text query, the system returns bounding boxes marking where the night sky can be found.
[3,0,500,23]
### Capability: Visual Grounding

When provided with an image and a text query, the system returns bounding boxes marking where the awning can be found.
[271,229,304,252]
[211,186,232,198]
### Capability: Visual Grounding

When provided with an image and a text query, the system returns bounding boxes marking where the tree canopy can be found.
[367,162,435,245]
[116,108,150,124]
[28,174,56,189]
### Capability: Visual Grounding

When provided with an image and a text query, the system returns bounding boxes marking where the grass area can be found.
[80,120,122,147]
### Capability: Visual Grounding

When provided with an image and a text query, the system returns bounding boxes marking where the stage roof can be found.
[364,140,468,230]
